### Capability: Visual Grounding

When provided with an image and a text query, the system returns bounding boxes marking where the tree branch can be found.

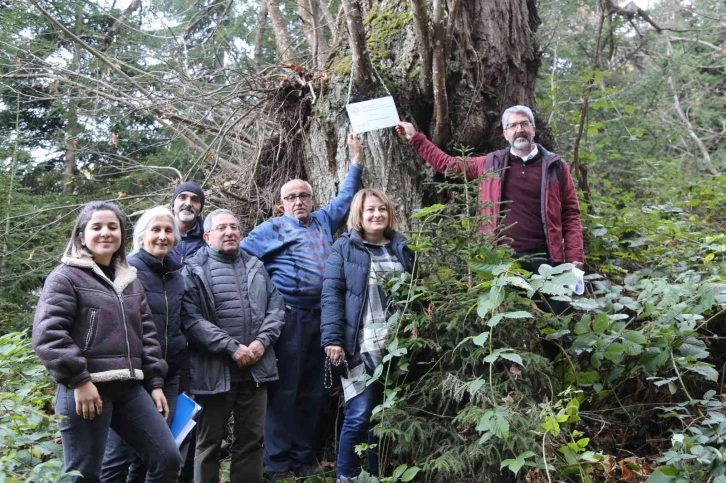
[410,0,433,100]
[101,0,141,49]
[665,37,719,175]
[340,0,373,87]
[445,0,462,52]
[254,0,268,70]
[319,0,337,40]
[570,2,605,213]
[266,0,297,63]
[430,0,450,146]
[603,0,663,33]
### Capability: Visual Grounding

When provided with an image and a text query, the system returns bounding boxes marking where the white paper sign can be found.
[345,96,401,133]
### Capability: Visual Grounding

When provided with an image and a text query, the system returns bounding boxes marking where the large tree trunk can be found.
[302,0,541,229]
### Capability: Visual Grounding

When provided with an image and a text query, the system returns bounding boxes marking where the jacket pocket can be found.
[82,308,99,353]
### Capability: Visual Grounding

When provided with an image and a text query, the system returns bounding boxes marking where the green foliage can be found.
[359,169,726,481]
[0,332,66,482]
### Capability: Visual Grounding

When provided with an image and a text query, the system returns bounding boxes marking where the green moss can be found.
[331,54,353,76]
[363,5,412,64]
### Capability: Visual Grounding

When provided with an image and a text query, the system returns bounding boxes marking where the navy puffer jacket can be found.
[321,229,415,356]
[128,249,187,376]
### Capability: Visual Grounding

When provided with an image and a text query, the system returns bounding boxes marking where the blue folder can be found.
[170,393,202,447]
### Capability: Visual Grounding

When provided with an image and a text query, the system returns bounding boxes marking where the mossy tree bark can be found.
[301,0,542,229]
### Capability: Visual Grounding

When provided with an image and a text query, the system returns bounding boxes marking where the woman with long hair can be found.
[101,206,187,482]
[321,189,415,483]
[32,201,181,483]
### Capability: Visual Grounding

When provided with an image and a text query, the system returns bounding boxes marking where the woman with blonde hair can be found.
[321,189,415,482]
[32,201,181,483]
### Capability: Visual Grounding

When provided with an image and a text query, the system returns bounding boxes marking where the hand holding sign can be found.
[347,133,364,165]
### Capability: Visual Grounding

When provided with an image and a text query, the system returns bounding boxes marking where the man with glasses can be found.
[241,134,364,482]
[181,209,285,483]
[396,105,584,275]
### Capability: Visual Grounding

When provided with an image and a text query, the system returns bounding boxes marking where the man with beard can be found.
[171,182,206,265]
[169,181,206,483]
[396,105,584,273]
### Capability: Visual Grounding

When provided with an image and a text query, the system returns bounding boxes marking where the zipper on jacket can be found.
[118,294,135,376]
[93,268,136,378]
[83,309,98,352]
[353,249,372,349]
[163,275,169,361]
[540,155,553,257]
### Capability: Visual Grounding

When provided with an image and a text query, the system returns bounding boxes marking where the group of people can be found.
[31,105,584,483]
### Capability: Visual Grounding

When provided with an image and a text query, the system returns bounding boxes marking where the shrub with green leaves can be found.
[360,177,726,482]
[0,332,66,483]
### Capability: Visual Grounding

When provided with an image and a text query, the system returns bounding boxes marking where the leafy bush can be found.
[0,332,66,483]
[361,178,726,482]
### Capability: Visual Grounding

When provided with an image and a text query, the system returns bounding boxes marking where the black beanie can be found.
[172,182,205,210]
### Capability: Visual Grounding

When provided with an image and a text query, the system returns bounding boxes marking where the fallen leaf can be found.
[601,454,616,482]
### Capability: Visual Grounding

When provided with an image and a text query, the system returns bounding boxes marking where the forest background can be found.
[1,0,725,481]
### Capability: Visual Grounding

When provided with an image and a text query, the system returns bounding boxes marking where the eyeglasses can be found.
[211,224,239,232]
[283,193,312,202]
[505,121,533,130]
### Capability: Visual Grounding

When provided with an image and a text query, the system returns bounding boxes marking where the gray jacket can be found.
[181,246,285,394]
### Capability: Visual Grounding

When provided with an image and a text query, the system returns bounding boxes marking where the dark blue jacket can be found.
[170,218,205,265]
[320,229,415,356]
[128,250,187,376]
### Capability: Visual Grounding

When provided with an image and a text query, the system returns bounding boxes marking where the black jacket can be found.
[128,250,187,376]
[170,218,205,265]
[33,256,167,390]
[181,247,285,394]
[320,230,415,356]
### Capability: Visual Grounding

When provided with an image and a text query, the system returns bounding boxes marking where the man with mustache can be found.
[241,134,364,482]
[396,105,584,277]
[169,181,206,483]
[171,182,206,265]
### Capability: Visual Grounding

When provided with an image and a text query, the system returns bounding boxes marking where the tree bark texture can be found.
[302,0,542,228]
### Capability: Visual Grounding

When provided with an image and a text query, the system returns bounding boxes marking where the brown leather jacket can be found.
[32,256,167,389]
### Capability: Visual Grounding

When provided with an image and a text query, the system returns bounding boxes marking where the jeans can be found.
[264,307,325,473]
[100,374,180,483]
[55,381,182,483]
[195,381,267,483]
[336,381,384,478]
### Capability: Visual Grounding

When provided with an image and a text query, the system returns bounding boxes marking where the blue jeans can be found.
[264,306,325,473]
[336,381,384,478]
[55,381,181,483]
[100,374,180,483]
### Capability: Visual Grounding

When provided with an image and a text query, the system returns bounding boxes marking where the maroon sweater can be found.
[500,153,549,254]
[409,132,584,263]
